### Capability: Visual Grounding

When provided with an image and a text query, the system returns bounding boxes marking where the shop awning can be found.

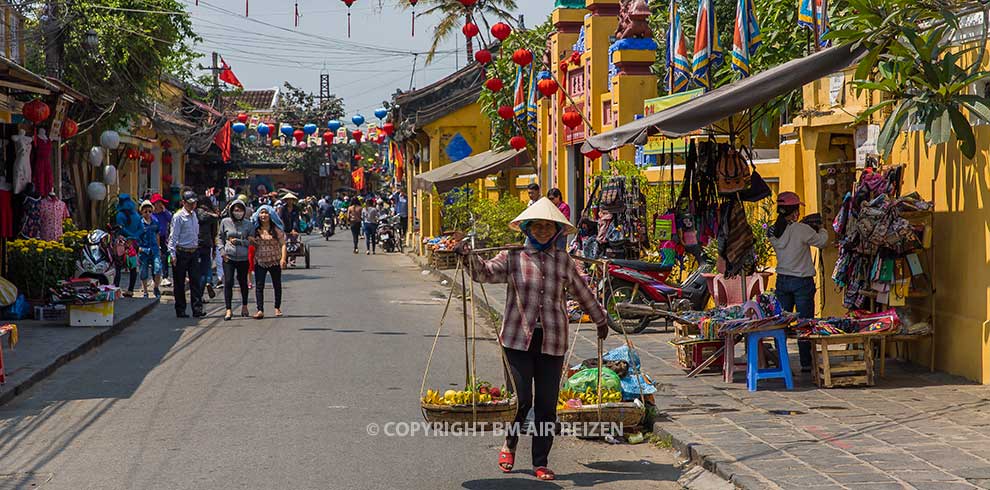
[412,148,532,194]
[582,43,866,153]
[0,56,60,95]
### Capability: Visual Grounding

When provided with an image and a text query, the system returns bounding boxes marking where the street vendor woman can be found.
[769,191,828,372]
[455,197,609,481]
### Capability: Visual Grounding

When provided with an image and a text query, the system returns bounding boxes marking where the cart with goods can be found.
[285,234,310,269]
[420,255,517,428]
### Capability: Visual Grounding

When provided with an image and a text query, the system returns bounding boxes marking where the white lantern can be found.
[103,165,117,185]
[100,130,120,150]
[86,182,108,201]
[89,146,105,167]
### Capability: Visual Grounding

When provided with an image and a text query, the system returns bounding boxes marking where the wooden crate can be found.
[671,339,723,371]
[808,333,884,388]
[429,250,460,270]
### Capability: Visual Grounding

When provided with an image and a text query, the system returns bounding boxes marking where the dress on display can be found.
[31,135,53,196]
[38,196,69,241]
[19,195,42,238]
[11,133,31,194]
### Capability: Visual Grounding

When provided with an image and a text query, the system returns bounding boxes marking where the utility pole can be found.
[43,0,63,77]
[211,52,221,109]
[319,71,331,105]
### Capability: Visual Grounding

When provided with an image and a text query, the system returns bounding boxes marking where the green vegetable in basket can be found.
[564,367,622,393]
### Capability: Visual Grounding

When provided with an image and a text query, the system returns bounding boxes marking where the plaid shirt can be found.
[468,246,608,356]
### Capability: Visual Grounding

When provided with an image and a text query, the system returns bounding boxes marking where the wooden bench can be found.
[807,332,889,388]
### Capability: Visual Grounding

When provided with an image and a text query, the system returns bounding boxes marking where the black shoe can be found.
[192,310,207,318]
[176,312,190,318]
[801,365,812,373]
[206,284,216,299]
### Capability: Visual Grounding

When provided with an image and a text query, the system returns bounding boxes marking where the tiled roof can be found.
[225,88,279,112]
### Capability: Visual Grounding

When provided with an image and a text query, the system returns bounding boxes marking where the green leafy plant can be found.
[7,238,78,301]
[439,186,525,246]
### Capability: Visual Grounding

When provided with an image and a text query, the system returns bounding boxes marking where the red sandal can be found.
[534,467,555,481]
[498,451,514,473]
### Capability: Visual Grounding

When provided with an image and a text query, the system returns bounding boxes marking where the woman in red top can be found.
[458,198,609,481]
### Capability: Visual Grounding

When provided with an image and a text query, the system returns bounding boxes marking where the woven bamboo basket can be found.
[421,399,518,425]
[556,402,645,427]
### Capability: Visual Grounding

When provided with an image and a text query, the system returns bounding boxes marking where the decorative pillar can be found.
[609,0,659,163]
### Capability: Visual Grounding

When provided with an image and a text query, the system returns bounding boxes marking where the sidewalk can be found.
[411,253,990,490]
[0,297,159,406]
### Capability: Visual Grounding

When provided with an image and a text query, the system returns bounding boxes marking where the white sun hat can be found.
[509,197,576,234]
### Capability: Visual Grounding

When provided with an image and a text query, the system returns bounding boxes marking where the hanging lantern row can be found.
[462,22,479,39]
[474,49,492,64]
[374,108,388,120]
[509,135,526,151]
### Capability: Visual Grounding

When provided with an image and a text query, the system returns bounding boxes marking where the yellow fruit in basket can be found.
[444,390,457,403]
[480,393,492,403]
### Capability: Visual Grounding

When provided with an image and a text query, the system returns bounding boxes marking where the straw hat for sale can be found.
[509,197,576,234]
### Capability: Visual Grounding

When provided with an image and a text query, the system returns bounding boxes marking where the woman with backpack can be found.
[114,194,142,297]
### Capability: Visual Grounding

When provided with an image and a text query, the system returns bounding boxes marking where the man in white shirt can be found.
[168,191,204,318]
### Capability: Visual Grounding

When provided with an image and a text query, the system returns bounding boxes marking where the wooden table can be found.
[806,332,891,388]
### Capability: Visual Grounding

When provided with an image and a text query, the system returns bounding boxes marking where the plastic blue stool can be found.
[745,328,793,391]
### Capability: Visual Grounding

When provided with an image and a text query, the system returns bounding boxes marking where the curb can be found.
[0,298,161,407]
[405,251,749,489]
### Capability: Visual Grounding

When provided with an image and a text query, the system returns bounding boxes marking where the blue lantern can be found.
[328,119,342,132]
[303,123,318,135]
[232,122,247,134]
[352,114,365,126]
[257,124,270,136]
[248,134,258,142]
[374,108,388,120]
[280,125,294,137]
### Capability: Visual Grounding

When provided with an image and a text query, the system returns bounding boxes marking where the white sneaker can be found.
[162,278,173,287]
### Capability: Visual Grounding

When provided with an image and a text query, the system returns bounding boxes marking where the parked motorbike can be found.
[322,216,335,241]
[603,259,712,334]
[75,229,116,285]
[376,215,400,253]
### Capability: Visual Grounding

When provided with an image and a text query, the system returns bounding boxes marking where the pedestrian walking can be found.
[151,193,172,287]
[113,194,142,297]
[196,196,220,302]
[455,198,609,481]
[250,205,287,319]
[769,191,828,372]
[347,198,363,254]
[168,191,204,318]
[526,183,541,207]
[137,200,162,299]
[220,200,255,321]
[547,188,571,249]
[392,189,409,246]
[362,198,381,255]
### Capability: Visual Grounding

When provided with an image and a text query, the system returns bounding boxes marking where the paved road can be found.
[0,233,681,490]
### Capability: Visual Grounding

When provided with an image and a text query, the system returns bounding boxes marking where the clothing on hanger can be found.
[31,132,53,196]
[38,194,69,241]
[19,194,41,238]
[11,131,31,194]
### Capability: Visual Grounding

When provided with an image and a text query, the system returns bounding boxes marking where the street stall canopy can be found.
[412,148,532,194]
[582,43,865,154]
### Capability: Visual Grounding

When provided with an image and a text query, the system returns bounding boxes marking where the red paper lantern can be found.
[484,78,504,92]
[323,131,334,142]
[162,153,173,165]
[497,105,514,120]
[60,118,78,139]
[509,135,527,150]
[382,122,395,136]
[537,78,558,97]
[584,149,603,160]
[237,113,248,123]
[491,22,511,41]
[512,49,533,66]
[161,139,172,149]
[457,0,477,6]
[355,154,363,161]
[144,151,156,163]
[462,22,479,38]
[267,123,276,136]
[562,110,582,129]
[22,99,50,124]
[125,148,139,160]
[352,129,363,143]
[293,129,305,142]
[474,49,492,64]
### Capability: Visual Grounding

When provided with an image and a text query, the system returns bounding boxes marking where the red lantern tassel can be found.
[412,10,415,37]
[294,2,299,27]
[348,12,352,37]
[245,0,248,16]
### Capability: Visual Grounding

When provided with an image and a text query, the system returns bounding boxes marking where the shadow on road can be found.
[461,459,680,489]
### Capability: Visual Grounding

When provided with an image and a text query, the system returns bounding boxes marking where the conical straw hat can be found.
[509,197,577,234]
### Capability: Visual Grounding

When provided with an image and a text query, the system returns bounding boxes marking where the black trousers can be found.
[223,259,250,309]
[255,265,282,312]
[114,264,138,291]
[503,329,565,468]
[173,250,203,315]
[350,222,362,250]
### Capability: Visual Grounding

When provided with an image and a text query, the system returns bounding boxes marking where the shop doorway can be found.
[566,144,584,223]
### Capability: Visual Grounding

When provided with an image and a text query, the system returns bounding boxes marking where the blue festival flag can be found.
[526,63,538,131]
[731,0,762,77]
[692,0,723,90]
[798,0,830,47]
[667,0,692,93]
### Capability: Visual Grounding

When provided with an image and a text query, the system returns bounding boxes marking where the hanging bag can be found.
[736,147,771,202]
[716,145,752,195]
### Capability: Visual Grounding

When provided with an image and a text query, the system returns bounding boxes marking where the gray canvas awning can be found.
[582,43,866,154]
[413,148,532,194]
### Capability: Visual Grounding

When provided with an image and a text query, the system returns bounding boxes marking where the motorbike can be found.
[298,215,313,234]
[322,215,335,241]
[75,229,116,285]
[337,210,349,231]
[376,215,400,253]
[603,259,712,334]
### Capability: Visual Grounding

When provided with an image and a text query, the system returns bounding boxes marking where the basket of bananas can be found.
[421,380,517,425]
[555,387,645,426]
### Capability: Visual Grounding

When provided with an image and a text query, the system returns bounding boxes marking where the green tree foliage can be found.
[476,19,553,151]
[829,0,990,159]
[398,0,519,64]
[25,0,201,128]
[440,186,525,245]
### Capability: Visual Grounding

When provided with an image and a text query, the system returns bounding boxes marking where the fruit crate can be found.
[430,250,460,270]
[670,338,724,371]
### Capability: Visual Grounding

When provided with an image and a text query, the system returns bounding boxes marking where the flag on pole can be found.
[692,0,723,90]
[213,121,231,163]
[390,140,405,183]
[218,58,243,88]
[513,64,527,118]
[731,0,762,77]
[352,167,365,191]
[798,0,830,47]
[526,63,538,131]
[667,0,692,93]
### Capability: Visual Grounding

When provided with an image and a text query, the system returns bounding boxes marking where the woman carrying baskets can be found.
[456,197,609,481]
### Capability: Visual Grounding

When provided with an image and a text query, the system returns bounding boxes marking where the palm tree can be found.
[402,0,519,64]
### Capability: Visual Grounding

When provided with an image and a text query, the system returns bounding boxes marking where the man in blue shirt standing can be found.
[168,191,204,318]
